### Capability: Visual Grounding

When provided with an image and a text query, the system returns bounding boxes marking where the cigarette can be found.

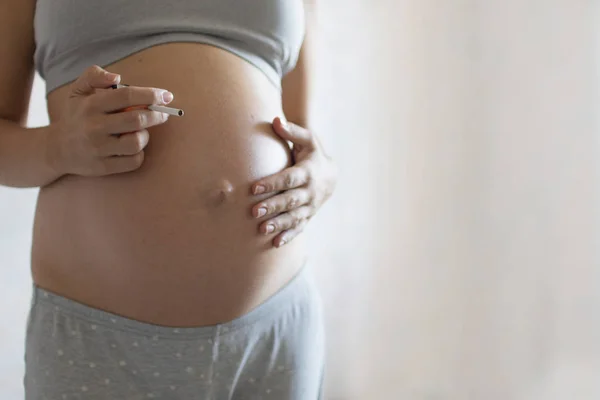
[147,105,184,117]
[111,84,184,117]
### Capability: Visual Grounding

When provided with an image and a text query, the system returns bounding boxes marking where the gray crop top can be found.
[34,0,306,94]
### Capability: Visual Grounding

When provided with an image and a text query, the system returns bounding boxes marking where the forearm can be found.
[282,1,317,129]
[0,119,63,188]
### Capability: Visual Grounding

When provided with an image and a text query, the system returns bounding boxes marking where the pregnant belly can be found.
[31,43,307,326]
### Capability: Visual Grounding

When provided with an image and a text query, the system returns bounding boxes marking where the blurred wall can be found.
[312,1,600,398]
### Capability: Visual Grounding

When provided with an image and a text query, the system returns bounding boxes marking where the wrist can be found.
[42,122,67,179]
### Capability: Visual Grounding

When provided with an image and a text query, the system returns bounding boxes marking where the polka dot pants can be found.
[24,269,325,400]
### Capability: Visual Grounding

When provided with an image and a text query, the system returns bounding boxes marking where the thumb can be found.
[272,117,314,149]
[71,65,121,96]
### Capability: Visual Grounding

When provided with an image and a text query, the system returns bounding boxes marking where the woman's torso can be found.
[32,3,308,327]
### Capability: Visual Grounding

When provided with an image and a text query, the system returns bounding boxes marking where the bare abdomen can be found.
[31,43,307,327]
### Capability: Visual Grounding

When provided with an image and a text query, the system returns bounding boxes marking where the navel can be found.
[205,179,236,207]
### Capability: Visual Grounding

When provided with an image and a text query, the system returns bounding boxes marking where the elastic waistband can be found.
[32,265,314,340]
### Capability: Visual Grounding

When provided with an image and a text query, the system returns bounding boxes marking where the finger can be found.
[252,166,310,195]
[259,205,314,235]
[272,117,315,149]
[273,220,308,248]
[252,188,311,218]
[91,86,174,113]
[97,130,149,157]
[96,109,169,134]
[71,65,121,96]
[98,152,145,175]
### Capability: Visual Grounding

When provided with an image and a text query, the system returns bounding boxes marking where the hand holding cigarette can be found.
[48,65,176,177]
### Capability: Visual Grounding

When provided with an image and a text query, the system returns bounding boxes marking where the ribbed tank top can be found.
[33,0,306,94]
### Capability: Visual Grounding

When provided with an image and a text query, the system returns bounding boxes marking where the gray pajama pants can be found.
[24,267,325,400]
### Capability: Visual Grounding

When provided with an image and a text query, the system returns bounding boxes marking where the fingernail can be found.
[278,239,287,247]
[256,208,267,218]
[280,119,289,130]
[265,225,275,234]
[254,185,266,195]
[162,91,174,104]
[106,73,120,83]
